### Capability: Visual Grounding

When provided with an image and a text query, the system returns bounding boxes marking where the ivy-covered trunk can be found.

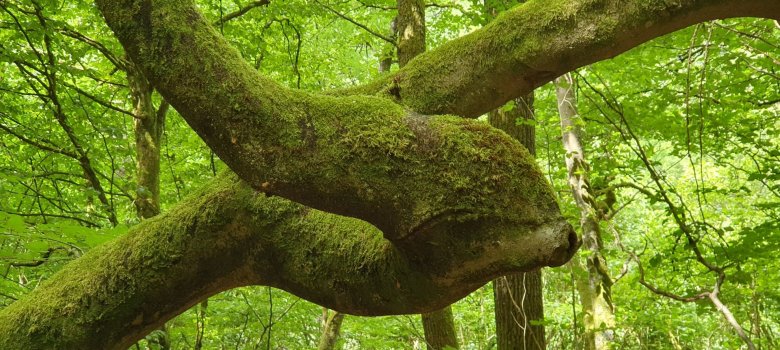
[127,60,167,220]
[555,73,615,350]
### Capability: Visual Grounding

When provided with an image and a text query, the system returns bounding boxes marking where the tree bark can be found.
[493,271,545,350]
[127,60,167,220]
[396,0,425,67]
[555,73,615,350]
[421,306,459,350]
[489,94,546,350]
[318,310,345,350]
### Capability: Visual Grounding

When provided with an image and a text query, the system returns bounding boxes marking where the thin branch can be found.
[213,0,271,26]
[60,81,134,116]
[0,121,78,158]
[314,0,397,46]
[59,28,127,70]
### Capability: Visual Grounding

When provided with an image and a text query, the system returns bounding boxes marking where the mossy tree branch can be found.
[93,0,778,242]
[348,0,779,117]
[0,174,576,349]
[96,0,570,245]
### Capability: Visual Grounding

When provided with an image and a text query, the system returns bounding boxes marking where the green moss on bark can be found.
[0,173,575,348]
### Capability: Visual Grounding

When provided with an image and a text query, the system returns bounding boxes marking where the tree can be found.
[0,0,777,348]
[484,1,545,348]
[555,73,615,350]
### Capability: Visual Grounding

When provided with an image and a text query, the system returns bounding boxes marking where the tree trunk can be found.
[194,299,208,350]
[493,271,545,350]
[396,0,425,67]
[489,94,546,350]
[127,60,166,220]
[128,59,172,350]
[421,307,459,350]
[318,310,345,350]
[555,73,615,350]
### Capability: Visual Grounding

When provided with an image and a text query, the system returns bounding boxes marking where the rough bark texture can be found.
[0,0,777,347]
[489,95,546,350]
[421,306,459,350]
[493,271,545,350]
[555,74,615,350]
[318,310,345,350]
[396,0,425,67]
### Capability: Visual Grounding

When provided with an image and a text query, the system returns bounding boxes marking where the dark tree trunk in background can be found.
[489,94,546,350]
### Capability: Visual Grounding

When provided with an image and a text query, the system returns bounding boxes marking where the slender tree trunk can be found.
[421,307,459,350]
[194,299,208,350]
[127,60,166,220]
[380,18,397,72]
[489,94,546,350]
[555,73,615,350]
[128,59,171,350]
[396,0,424,67]
[318,310,345,350]
[709,290,756,350]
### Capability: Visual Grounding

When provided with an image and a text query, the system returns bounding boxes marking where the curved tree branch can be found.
[0,173,576,349]
[344,0,780,117]
[96,0,569,252]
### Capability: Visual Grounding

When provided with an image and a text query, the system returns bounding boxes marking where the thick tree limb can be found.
[96,0,569,251]
[93,0,779,242]
[347,0,780,117]
[0,174,576,349]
